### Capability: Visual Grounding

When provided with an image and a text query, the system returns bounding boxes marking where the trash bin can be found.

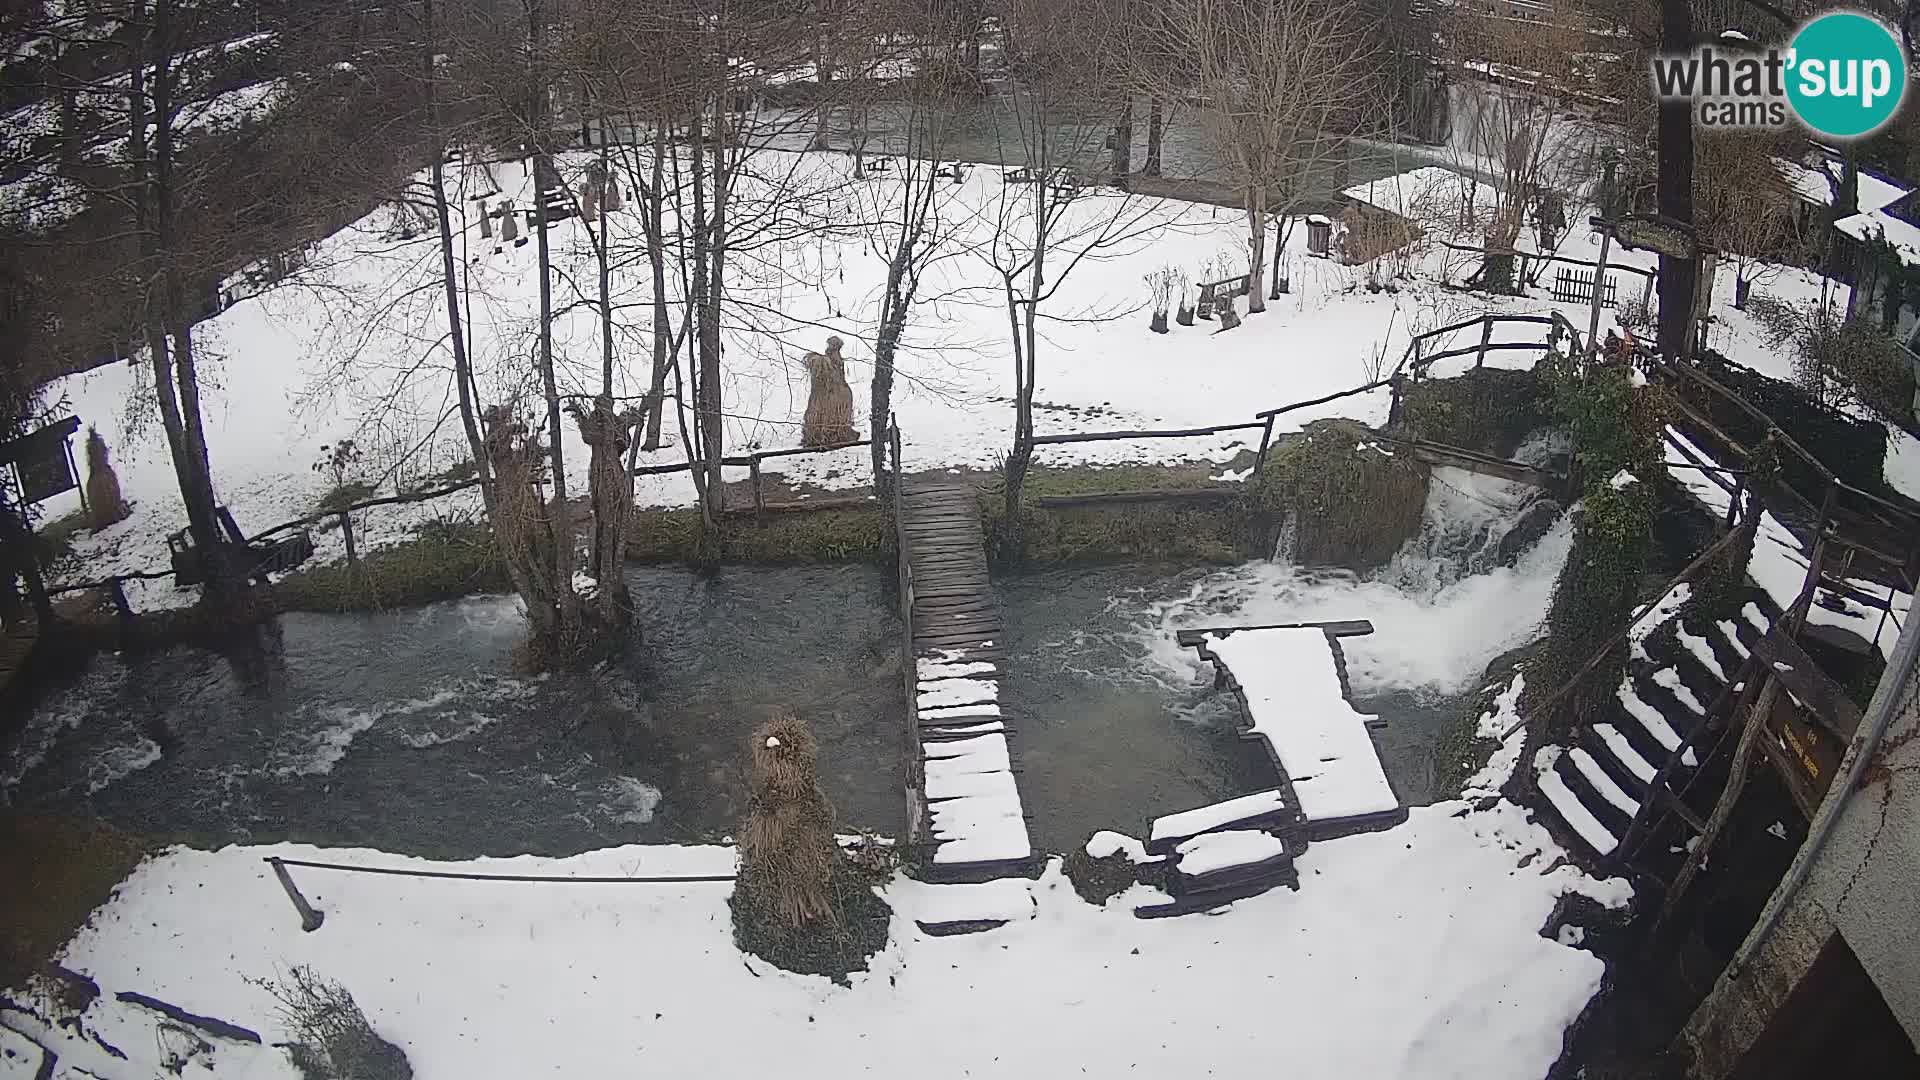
[1306,215,1333,257]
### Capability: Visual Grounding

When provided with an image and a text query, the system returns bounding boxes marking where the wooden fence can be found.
[1019,312,1584,508]
[43,436,884,620]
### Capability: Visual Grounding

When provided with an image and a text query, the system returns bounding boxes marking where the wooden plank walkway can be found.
[898,479,1033,884]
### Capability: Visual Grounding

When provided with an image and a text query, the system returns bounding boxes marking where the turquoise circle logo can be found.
[1787,12,1907,138]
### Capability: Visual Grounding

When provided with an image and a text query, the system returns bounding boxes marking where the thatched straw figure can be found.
[739,710,840,928]
[800,336,858,448]
[84,426,129,529]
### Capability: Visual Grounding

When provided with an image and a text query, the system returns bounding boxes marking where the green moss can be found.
[273,520,507,613]
[1398,367,1553,457]
[0,814,153,993]
[983,463,1256,565]
[628,507,892,564]
[1062,848,1140,905]
[1430,645,1535,797]
[1253,418,1429,571]
[1525,458,1657,731]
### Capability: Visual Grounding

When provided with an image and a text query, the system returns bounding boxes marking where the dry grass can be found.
[738,710,839,928]
[730,710,892,981]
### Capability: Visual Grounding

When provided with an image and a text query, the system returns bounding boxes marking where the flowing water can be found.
[6,452,1573,859]
[4,565,905,859]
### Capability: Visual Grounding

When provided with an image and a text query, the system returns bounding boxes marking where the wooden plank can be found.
[1752,629,1864,739]
[1174,620,1374,647]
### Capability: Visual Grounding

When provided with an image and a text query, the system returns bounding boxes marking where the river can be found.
[6,453,1572,859]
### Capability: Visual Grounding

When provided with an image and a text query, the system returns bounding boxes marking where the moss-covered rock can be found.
[1254,419,1430,572]
[1397,367,1553,458]
[1062,847,1140,906]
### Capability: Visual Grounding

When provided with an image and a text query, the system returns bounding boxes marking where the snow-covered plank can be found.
[916,678,998,711]
[1677,626,1729,682]
[1616,682,1699,769]
[1742,602,1770,635]
[924,768,1020,802]
[918,702,1002,723]
[920,733,1008,761]
[916,659,997,682]
[922,741,1012,781]
[1201,628,1398,821]
[904,879,1036,926]
[1717,620,1752,660]
[1174,830,1289,877]
[930,827,1032,865]
[918,720,1006,737]
[1652,668,1707,715]
[1568,748,1639,816]
[1148,789,1293,847]
[927,796,1024,838]
[1537,748,1619,855]
[1593,724,1657,783]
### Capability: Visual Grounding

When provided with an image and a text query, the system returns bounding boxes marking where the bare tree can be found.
[1152,0,1382,312]
[981,0,1165,520]
[1442,6,1598,293]
[854,39,967,496]
[1695,131,1804,310]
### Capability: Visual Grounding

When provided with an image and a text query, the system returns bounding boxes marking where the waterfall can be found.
[1270,510,1300,564]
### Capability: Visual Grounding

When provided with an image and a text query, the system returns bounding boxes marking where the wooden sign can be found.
[1615,216,1701,261]
[0,416,81,506]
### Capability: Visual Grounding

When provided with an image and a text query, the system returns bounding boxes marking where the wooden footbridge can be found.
[889,431,1034,890]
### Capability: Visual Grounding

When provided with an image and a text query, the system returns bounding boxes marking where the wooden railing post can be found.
[1476,318,1493,369]
[268,857,325,932]
[1252,414,1277,483]
[108,577,133,626]
[339,511,357,564]
[749,457,766,526]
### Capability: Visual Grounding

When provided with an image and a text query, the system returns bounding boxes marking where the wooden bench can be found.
[1195,274,1251,318]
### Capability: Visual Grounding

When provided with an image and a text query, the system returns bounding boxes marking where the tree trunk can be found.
[706,104,731,513]
[528,0,579,627]
[1143,100,1163,177]
[872,257,911,498]
[643,118,673,449]
[1110,99,1132,180]
[811,34,832,151]
[1271,213,1291,297]
[1246,188,1268,314]
[141,0,241,604]
[1655,0,1697,360]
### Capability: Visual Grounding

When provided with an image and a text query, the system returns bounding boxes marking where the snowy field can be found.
[7,698,1629,1080]
[40,145,1645,609]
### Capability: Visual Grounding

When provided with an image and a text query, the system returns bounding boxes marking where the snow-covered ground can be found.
[8,698,1628,1080]
[37,145,1628,610]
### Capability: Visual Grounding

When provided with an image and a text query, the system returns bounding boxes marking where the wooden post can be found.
[1657,676,1782,929]
[750,457,766,526]
[1252,415,1277,478]
[1475,318,1493,369]
[1725,471,1744,530]
[267,858,325,932]
[107,577,132,622]
[339,511,357,564]
[66,436,89,518]
[1585,226,1614,362]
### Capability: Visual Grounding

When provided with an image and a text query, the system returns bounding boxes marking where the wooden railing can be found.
[632,438,876,523]
[1650,354,1920,596]
[886,414,924,847]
